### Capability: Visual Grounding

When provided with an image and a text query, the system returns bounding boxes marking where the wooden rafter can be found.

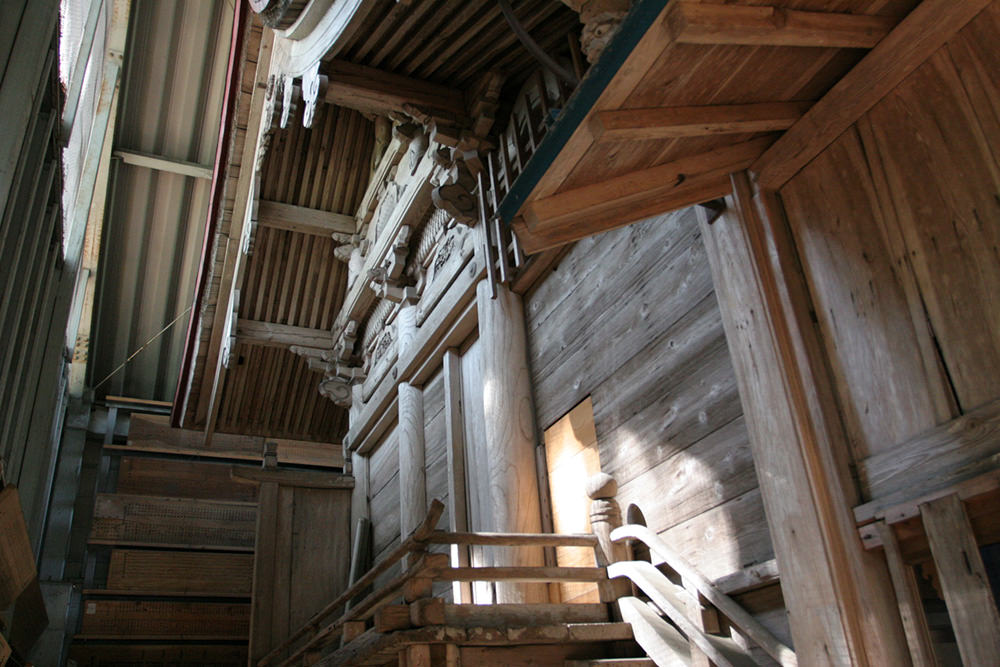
[515,137,772,253]
[666,1,897,48]
[196,30,275,437]
[236,319,332,349]
[753,0,994,188]
[257,199,355,236]
[591,102,810,142]
[323,59,466,119]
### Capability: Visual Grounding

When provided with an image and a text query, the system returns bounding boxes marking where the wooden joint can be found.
[410,597,446,627]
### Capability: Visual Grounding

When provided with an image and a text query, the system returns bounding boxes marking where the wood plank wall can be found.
[363,366,454,599]
[526,210,788,641]
[777,3,1000,499]
[368,425,401,590]
[73,454,256,662]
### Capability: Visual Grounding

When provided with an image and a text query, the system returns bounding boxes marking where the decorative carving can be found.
[280,74,295,129]
[319,377,352,406]
[301,61,325,128]
[432,157,478,226]
[333,320,359,363]
[373,327,395,359]
[561,0,631,64]
[222,290,240,370]
[432,235,455,276]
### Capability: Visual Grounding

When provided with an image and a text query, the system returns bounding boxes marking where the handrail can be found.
[260,499,609,666]
[611,523,797,667]
[424,530,599,547]
[257,499,446,666]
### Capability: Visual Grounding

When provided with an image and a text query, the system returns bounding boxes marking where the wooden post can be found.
[398,302,426,542]
[698,172,909,664]
[875,521,937,666]
[476,279,547,603]
[921,494,1000,665]
[586,473,630,604]
[398,382,426,541]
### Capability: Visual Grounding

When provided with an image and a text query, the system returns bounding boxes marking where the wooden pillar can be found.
[586,473,630,604]
[398,382,426,540]
[476,279,547,603]
[698,172,909,665]
[921,494,1000,665]
[397,303,426,540]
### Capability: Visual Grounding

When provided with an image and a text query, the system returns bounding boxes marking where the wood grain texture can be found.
[117,457,258,502]
[398,382,427,540]
[89,494,256,550]
[107,550,253,596]
[0,486,35,608]
[526,210,767,591]
[666,2,896,48]
[779,127,949,461]
[79,600,250,640]
[754,0,993,187]
[920,494,1000,665]
[477,280,547,603]
[701,174,908,664]
[873,522,937,666]
[860,46,1000,412]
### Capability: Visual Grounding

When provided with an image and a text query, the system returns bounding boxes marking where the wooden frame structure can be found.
[7,0,1000,664]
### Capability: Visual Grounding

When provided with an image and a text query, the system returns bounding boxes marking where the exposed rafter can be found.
[666,1,897,48]
[113,149,214,180]
[515,137,773,253]
[257,199,355,236]
[590,102,811,142]
[322,59,466,120]
[236,319,332,349]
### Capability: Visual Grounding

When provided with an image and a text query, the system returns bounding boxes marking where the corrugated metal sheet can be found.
[90,0,234,401]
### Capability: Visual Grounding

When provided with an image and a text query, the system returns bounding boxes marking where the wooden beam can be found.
[920,494,1000,665]
[517,137,772,253]
[753,0,993,189]
[196,30,275,432]
[853,396,1000,526]
[591,102,810,142]
[666,2,897,48]
[230,467,355,488]
[874,522,938,667]
[323,59,466,119]
[257,199,356,236]
[236,319,332,349]
[124,414,343,468]
[698,172,910,663]
[113,149,214,180]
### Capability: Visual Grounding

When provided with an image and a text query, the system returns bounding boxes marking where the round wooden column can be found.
[476,279,548,603]
[397,305,427,540]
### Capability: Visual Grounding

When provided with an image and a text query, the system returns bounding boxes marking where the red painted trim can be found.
[172,0,247,427]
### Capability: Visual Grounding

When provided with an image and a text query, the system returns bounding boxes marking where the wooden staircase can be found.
[257,490,796,666]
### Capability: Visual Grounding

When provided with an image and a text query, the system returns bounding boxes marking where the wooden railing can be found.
[258,498,610,666]
[611,523,797,667]
[477,68,575,291]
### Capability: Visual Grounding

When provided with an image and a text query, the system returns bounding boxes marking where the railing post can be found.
[587,473,631,602]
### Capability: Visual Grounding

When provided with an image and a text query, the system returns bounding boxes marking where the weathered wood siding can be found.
[778,4,1000,500]
[527,210,774,587]
[368,425,400,589]
[423,368,450,540]
[422,366,453,600]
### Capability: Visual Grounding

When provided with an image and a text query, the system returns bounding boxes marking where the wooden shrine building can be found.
[1,0,999,664]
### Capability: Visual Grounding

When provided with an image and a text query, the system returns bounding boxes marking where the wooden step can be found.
[319,622,635,666]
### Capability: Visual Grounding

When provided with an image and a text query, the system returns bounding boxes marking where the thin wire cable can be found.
[92,304,193,392]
